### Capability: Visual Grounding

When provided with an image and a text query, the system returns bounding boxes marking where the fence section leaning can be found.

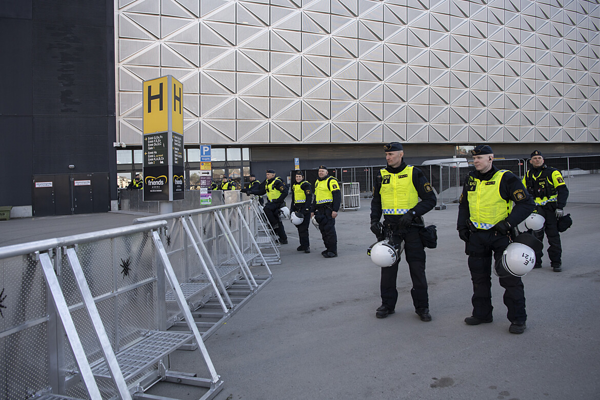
[0,222,223,400]
[135,198,277,339]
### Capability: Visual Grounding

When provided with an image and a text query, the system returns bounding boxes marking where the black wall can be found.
[0,0,116,207]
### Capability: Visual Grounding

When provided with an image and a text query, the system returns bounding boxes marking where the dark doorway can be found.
[32,173,110,216]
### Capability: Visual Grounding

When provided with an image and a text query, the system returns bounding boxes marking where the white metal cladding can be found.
[115,0,600,145]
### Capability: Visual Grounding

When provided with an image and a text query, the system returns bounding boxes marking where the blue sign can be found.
[200,145,212,162]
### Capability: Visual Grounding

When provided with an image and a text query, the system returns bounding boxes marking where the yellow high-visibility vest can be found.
[293,181,307,204]
[467,170,512,230]
[379,167,418,215]
[267,177,284,201]
[314,176,339,204]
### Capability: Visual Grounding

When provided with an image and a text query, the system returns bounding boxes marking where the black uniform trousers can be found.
[314,205,337,253]
[380,226,428,311]
[466,230,526,323]
[295,210,310,249]
[264,201,287,241]
[532,203,562,265]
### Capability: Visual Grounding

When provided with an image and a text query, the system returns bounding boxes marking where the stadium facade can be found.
[1,0,599,216]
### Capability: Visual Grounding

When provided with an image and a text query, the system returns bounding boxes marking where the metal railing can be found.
[0,222,223,400]
[134,197,277,339]
[341,183,361,210]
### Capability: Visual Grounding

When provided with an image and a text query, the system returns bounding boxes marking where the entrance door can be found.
[72,174,94,214]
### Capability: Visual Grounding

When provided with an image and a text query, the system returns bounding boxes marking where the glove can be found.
[240,188,248,194]
[458,228,470,243]
[370,221,383,237]
[494,220,512,236]
[555,208,564,218]
[399,211,415,228]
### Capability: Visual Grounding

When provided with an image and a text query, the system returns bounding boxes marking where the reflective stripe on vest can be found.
[467,170,512,230]
[314,176,337,204]
[293,181,307,204]
[379,166,418,215]
[267,177,283,201]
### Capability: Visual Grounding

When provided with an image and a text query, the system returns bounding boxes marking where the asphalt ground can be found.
[0,175,599,400]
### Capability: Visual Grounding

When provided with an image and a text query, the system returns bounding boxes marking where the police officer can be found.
[311,165,341,258]
[219,176,237,190]
[128,174,143,190]
[209,180,219,191]
[291,171,312,253]
[457,145,535,334]
[243,169,288,244]
[370,143,437,321]
[248,174,264,206]
[523,150,569,272]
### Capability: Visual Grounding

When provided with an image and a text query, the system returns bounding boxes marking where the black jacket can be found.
[291,180,313,214]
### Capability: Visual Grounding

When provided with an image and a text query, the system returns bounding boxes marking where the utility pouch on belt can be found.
[419,225,438,249]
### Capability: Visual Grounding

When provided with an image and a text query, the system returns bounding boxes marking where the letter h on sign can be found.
[147,82,163,113]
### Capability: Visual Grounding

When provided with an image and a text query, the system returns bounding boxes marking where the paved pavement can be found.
[0,183,599,400]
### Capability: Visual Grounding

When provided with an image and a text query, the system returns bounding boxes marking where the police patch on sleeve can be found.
[513,189,526,201]
[424,182,432,192]
[557,177,564,184]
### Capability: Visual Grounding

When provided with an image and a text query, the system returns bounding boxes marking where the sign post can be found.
[199,145,212,205]
[142,76,184,213]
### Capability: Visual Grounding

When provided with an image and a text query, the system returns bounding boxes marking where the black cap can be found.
[384,142,403,152]
[318,165,328,170]
[471,145,493,155]
[250,174,256,178]
[295,170,304,176]
[530,150,543,158]
[266,169,275,174]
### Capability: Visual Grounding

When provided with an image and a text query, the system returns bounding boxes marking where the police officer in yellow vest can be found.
[457,145,534,334]
[291,171,312,253]
[248,174,264,206]
[219,176,237,190]
[311,165,341,258]
[128,174,143,190]
[243,169,288,244]
[370,143,437,321]
[523,150,569,272]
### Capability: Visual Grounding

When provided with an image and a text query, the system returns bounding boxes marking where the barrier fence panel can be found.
[341,183,361,210]
[0,222,223,400]
[135,199,276,339]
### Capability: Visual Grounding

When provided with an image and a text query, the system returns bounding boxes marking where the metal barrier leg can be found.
[65,248,133,400]
[152,231,221,385]
[180,217,231,311]
[39,253,104,400]
[215,210,257,289]
[236,207,272,275]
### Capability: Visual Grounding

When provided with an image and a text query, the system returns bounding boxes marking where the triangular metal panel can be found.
[358,123,383,142]
[272,29,302,52]
[239,29,270,51]
[272,99,301,120]
[237,98,267,119]
[270,122,299,142]
[237,121,268,142]
[383,123,406,142]
[119,15,157,40]
[271,75,302,97]
[303,121,331,142]
[199,121,231,143]
[124,13,161,38]
[164,42,198,67]
[204,97,236,119]
[205,119,237,140]
[272,121,302,140]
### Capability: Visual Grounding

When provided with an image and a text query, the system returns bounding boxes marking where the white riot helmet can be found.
[311,215,319,229]
[279,206,290,219]
[494,242,536,278]
[369,240,403,268]
[291,211,304,226]
[524,213,545,232]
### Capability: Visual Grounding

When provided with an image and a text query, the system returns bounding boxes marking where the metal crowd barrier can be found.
[0,222,223,400]
[135,198,278,339]
[341,183,361,210]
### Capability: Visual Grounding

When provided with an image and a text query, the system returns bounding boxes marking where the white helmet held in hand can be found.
[369,240,403,268]
[494,242,536,277]
[524,213,545,232]
[291,211,304,225]
[311,215,319,229]
[279,206,290,219]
